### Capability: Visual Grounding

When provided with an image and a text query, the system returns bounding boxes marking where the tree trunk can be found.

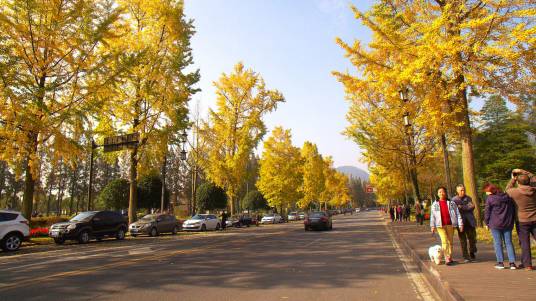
[0,161,6,208]
[69,168,77,215]
[22,133,38,220]
[128,144,139,225]
[56,161,65,216]
[440,133,454,197]
[458,100,482,226]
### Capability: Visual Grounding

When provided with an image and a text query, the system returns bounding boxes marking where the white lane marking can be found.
[384,218,438,301]
[303,237,323,247]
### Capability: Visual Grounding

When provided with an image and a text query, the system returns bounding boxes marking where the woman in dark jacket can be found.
[484,183,517,270]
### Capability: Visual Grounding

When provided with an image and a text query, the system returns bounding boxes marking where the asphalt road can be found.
[0,212,436,301]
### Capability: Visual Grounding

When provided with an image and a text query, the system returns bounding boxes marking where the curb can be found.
[386,221,464,301]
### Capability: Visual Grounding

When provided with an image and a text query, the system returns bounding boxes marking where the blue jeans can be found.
[491,228,516,263]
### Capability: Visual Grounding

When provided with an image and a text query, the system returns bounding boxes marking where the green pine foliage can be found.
[96,179,129,210]
[242,190,269,211]
[196,182,228,212]
[474,95,536,187]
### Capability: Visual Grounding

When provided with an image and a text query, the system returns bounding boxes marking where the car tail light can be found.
[20,220,29,225]
[320,217,328,222]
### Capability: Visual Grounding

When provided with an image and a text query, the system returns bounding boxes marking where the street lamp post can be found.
[399,89,421,203]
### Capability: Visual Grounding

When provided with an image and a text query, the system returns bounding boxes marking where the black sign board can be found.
[103,133,140,153]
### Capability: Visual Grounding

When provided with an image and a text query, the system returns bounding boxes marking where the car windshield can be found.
[191,215,206,220]
[70,212,97,222]
[140,215,157,222]
[310,212,326,218]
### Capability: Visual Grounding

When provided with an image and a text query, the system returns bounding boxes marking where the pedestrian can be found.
[430,186,464,266]
[452,184,478,263]
[396,205,403,222]
[505,168,536,271]
[221,211,228,231]
[389,206,395,222]
[484,183,517,270]
[405,205,411,222]
[415,201,423,225]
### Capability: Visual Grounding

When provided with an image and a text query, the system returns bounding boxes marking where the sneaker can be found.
[463,258,471,263]
[509,263,517,270]
[494,262,505,270]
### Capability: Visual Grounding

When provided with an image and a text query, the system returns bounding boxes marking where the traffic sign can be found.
[103,133,140,153]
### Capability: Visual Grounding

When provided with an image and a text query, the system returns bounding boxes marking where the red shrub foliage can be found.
[30,228,49,237]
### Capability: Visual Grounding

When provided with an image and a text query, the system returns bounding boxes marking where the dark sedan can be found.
[304,211,332,231]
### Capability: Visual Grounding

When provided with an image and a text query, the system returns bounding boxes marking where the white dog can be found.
[428,245,443,265]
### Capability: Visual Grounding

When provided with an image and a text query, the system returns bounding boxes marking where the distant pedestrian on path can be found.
[389,206,395,222]
[430,186,463,266]
[484,183,517,270]
[221,211,228,231]
[404,205,411,222]
[505,168,536,271]
[396,205,403,222]
[452,184,478,263]
[415,201,423,225]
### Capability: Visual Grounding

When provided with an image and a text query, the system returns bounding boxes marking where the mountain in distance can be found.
[336,166,369,181]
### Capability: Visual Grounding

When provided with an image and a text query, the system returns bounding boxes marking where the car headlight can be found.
[67,224,76,230]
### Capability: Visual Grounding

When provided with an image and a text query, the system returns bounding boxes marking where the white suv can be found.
[0,210,30,252]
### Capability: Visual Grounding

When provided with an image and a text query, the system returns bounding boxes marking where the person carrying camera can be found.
[506,168,536,271]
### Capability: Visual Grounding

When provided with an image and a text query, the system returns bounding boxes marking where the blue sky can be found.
[184,0,374,171]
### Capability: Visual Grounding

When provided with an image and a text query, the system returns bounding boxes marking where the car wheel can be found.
[131,234,138,237]
[172,226,179,235]
[201,224,206,232]
[78,231,90,244]
[246,223,250,227]
[215,223,220,231]
[96,237,103,241]
[1,233,22,251]
[54,237,65,245]
[304,226,309,231]
[149,227,158,237]
[116,228,126,240]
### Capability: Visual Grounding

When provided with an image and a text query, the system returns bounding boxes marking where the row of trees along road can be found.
[334,1,535,226]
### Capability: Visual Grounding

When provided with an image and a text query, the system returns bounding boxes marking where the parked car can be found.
[182,214,220,231]
[304,211,332,231]
[261,213,282,224]
[129,214,180,237]
[49,211,127,244]
[0,210,30,252]
[298,212,306,220]
[287,212,298,221]
[228,214,256,227]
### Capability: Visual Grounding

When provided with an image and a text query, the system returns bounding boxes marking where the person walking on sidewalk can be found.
[505,168,536,271]
[484,183,517,270]
[404,205,411,222]
[397,205,403,222]
[389,206,395,222]
[452,184,478,263]
[430,186,464,266]
[415,201,423,225]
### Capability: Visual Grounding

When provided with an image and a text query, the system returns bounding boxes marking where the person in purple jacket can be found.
[484,183,517,270]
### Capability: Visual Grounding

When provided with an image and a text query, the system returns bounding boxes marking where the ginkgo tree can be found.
[256,127,303,215]
[200,62,284,214]
[298,142,325,209]
[95,0,199,224]
[0,0,121,219]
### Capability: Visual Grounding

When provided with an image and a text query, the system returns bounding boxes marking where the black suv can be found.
[49,211,127,244]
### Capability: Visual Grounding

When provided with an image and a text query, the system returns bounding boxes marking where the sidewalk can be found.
[386,217,536,301]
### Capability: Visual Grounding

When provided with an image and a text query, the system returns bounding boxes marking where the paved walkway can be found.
[387,216,536,301]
